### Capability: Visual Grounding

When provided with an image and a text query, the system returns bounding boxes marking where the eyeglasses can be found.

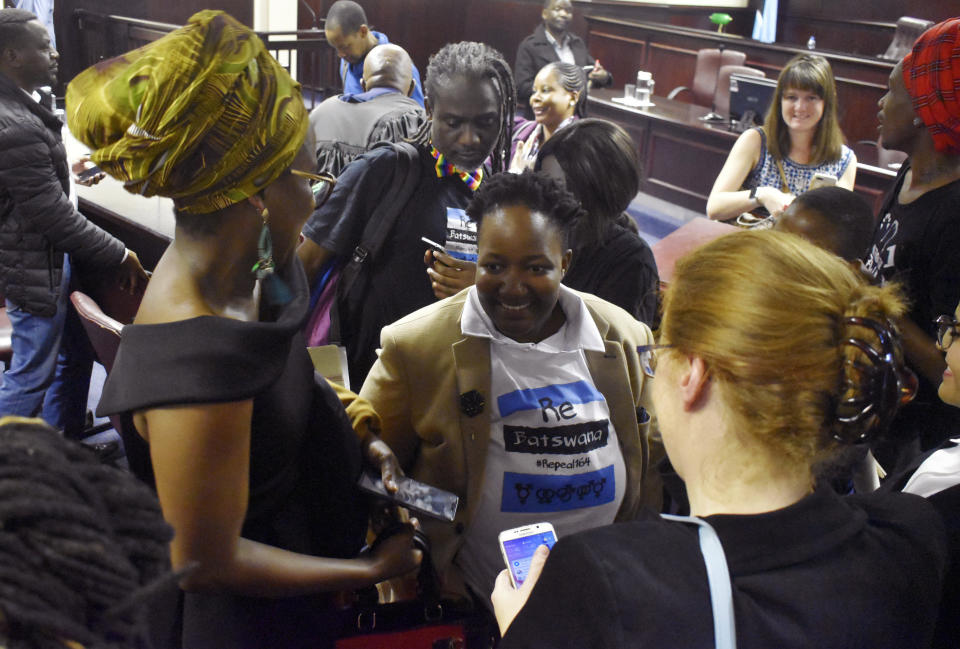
[637,344,674,378]
[290,169,336,210]
[936,314,959,351]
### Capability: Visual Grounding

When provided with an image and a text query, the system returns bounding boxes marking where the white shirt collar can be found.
[461,284,605,353]
[543,28,569,49]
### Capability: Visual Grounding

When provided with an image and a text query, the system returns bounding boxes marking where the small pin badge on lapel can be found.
[460,390,485,417]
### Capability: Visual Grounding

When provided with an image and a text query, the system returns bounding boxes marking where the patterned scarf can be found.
[66,10,308,214]
[902,18,960,155]
[429,145,484,191]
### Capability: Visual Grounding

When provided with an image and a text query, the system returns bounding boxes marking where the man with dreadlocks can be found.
[299,40,515,386]
[0,416,174,649]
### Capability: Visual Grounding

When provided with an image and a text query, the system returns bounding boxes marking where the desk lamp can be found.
[710,13,733,33]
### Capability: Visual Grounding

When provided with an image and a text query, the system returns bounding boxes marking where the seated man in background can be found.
[774,185,876,263]
[324,0,425,107]
[309,43,425,178]
[298,41,515,386]
[514,0,611,120]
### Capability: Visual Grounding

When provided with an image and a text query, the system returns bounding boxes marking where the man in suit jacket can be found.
[514,0,611,119]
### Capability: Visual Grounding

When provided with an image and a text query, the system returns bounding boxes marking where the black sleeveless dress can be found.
[98,260,366,649]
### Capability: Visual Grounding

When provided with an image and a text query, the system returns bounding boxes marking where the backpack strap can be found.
[329,142,421,344]
[661,513,737,649]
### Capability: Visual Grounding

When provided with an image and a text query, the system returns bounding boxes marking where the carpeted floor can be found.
[626,191,704,247]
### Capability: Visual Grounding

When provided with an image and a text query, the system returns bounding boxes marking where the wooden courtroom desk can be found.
[583,16,894,146]
[652,217,737,286]
[586,88,898,215]
[66,131,175,271]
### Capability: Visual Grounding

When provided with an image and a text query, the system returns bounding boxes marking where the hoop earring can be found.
[912,117,924,128]
[251,209,292,306]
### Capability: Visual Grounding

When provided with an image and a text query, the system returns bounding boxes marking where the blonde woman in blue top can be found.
[707,54,856,221]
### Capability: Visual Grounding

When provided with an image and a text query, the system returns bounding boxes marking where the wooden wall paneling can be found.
[147,0,251,26]
[574,1,757,37]
[779,0,957,24]
[777,0,958,52]
[833,76,886,145]
[645,43,699,104]
[584,17,898,158]
[779,17,892,57]
[586,29,649,93]
[643,126,731,212]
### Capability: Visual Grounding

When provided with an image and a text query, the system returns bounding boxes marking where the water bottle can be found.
[636,70,654,105]
[807,35,816,50]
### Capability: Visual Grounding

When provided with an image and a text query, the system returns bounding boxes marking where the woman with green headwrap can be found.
[68,11,421,648]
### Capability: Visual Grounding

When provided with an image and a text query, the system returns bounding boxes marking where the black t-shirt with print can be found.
[863,162,960,450]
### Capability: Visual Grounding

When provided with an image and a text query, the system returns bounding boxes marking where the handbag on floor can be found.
[335,528,496,649]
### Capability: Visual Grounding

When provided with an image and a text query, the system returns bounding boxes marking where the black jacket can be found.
[514,23,610,119]
[0,71,125,316]
[502,488,948,649]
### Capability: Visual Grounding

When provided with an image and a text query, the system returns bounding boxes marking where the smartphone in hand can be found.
[357,470,459,522]
[76,164,103,182]
[499,522,557,588]
[808,173,838,190]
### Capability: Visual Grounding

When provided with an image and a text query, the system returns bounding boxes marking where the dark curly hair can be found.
[465,171,586,248]
[0,417,175,649]
[409,41,516,173]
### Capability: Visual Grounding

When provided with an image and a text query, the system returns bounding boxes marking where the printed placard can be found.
[445,207,478,262]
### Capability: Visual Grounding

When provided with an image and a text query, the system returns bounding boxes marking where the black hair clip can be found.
[833,316,918,444]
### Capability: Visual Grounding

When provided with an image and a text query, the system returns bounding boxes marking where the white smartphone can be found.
[421,236,447,255]
[808,173,838,190]
[498,522,558,588]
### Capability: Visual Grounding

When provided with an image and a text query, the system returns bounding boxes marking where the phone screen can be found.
[77,165,102,181]
[502,529,557,587]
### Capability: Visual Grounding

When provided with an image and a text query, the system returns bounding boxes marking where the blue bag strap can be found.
[661,514,737,649]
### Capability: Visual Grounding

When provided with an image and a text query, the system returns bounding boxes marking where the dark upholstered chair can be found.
[668,48,747,107]
[716,65,765,119]
[70,291,125,372]
[881,17,934,61]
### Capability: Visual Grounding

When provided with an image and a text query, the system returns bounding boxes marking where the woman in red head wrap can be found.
[863,17,960,465]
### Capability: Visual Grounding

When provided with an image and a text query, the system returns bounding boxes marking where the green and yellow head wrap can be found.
[66,10,308,214]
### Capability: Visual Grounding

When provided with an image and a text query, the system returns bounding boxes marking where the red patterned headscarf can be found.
[901,18,960,155]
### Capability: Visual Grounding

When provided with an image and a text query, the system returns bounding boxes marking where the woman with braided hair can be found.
[508,61,585,173]
[0,416,173,649]
[493,230,948,648]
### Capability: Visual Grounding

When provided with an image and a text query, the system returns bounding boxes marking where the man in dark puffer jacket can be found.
[0,9,146,436]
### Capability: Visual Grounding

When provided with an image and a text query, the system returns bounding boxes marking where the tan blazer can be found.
[360,288,657,588]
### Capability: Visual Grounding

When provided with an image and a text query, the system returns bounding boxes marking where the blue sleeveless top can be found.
[744,127,853,195]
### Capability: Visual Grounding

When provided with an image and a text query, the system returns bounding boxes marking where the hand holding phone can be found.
[492,523,556,636]
[358,470,459,522]
[73,160,105,186]
[808,173,838,191]
[498,522,557,588]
